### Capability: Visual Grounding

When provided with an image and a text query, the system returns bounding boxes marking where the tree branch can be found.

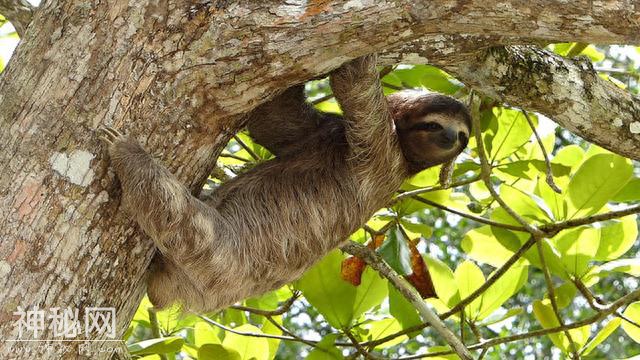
[0,0,34,37]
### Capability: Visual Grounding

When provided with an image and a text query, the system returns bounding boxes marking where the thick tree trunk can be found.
[0,1,638,358]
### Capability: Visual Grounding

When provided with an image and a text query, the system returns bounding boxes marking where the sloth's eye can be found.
[413,122,443,132]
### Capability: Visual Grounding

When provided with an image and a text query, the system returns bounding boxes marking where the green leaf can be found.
[554,282,578,309]
[127,337,184,356]
[419,66,462,94]
[581,318,621,356]
[377,227,413,276]
[554,226,600,277]
[566,154,633,219]
[296,250,356,328]
[307,334,344,360]
[198,344,242,360]
[400,218,433,238]
[489,108,534,162]
[461,226,520,267]
[524,238,567,280]
[261,316,282,359]
[365,318,408,349]
[404,166,440,189]
[496,160,571,180]
[500,184,554,222]
[612,178,640,202]
[353,267,388,319]
[454,260,485,318]
[622,302,640,343]
[533,300,589,352]
[388,283,421,332]
[552,144,585,176]
[536,176,566,221]
[194,321,221,347]
[423,255,460,308]
[600,258,640,276]
[477,307,523,326]
[579,45,605,62]
[222,324,269,360]
[595,215,638,261]
[476,264,528,320]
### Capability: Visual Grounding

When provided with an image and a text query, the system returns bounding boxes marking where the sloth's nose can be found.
[439,128,458,149]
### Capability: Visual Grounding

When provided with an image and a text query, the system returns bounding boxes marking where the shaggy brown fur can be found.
[99,55,471,312]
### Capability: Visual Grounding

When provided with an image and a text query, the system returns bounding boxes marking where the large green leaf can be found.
[477,307,523,326]
[194,321,221,347]
[612,178,640,202]
[365,318,407,349]
[533,300,590,352]
[461,225,520,267]
[488,108,534,162]
[566,153,633,219]
[296,250,356,328]
[581,318,621,356]
[261,316,283,359]
[222,324,269,360]
[476,264,528,321]
[495,160,570,180]
[423,255,460,308]
[554,226,600,277]
[499,184,554,223]
[198,344,242,360]
[599,258,640,276]
[622,302,640,343]
[127,337,184,356]
[454,260,485,318]
[388,283,421,332]
[595,215,638,261]
[524,238,567,279]
[353,267,388,319]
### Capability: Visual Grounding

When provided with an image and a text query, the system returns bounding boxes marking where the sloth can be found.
[99,55,471,312]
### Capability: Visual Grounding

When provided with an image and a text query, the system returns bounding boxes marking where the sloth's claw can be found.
[98,126,124,145]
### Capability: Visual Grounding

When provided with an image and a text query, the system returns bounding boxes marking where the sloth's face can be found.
[396,112,470,174]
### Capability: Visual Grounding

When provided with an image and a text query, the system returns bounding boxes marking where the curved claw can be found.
[98,126,124,145]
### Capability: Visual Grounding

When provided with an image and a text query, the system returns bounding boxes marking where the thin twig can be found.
[231,291,300,316]
[219,153,251,162]
[264,316,318,348]
[541,205,640,233]
[408,196,527,232]
[311,93,334,105]
[392,175,481,203]
[344,327,380,360]
[522,109,561,193]
[233,134,261,161]
[200,315,313,343]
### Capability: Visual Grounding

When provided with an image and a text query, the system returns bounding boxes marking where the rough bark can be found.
[0,1,639,358]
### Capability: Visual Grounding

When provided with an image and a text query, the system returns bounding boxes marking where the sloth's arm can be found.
[246,85,324,157]
[329,55,398,173]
